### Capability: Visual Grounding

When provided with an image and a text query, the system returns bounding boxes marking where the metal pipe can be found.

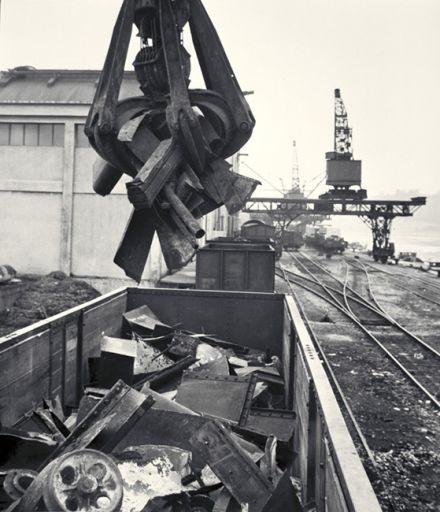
[163,183,205,238]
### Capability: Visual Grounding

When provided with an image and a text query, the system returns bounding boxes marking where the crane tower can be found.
[291,140,301,193]
[320,89,367,200]
[285,140,304,200]
[334,88,352,157]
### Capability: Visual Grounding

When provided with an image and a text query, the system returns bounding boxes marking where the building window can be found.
[0,124,9,145]
[0,123,65,147]
[38,124,53,146]
[10,123,24,145]
[24,124,39,146]
[75,124,90,147]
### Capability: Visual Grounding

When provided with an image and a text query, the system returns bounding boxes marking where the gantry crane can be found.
[245,90,426,263]
[244,196,426,262]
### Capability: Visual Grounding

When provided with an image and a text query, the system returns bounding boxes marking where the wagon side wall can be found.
[0,289,127,425]
[126,288,283,353]
[285,295,382,512]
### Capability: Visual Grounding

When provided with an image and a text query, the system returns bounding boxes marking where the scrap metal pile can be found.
[86,0,259,281]
[1,305,301,511]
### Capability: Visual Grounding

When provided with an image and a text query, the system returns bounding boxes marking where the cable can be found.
[242,161,325,198]
[303,170,326,187]
[306,175,326,197]
[240,161,285,195]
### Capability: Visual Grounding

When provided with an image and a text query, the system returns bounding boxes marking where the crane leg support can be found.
[369,216,394,263]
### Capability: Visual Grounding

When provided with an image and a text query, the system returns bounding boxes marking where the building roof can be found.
[0,67,142,105]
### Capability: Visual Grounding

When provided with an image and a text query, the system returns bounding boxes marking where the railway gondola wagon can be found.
[240,220,282,258]
[281,230,304,251]
[0,287,380,512]
[240,220,276,241]
[196,241,275,292]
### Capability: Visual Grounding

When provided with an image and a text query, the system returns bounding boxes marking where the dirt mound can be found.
[0,273,100,337]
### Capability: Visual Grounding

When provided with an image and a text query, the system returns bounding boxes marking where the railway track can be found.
[276,263,399,508]
[295,251,440,354]
[351,259,440,308]
[278,251,440,409]
[276,252,440,511]
[345,258,440,350]
[277,265,379,466]
[285,251,384,321]
[361,259,440,298]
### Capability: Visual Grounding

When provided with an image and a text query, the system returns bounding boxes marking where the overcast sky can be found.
[0,0,439,199]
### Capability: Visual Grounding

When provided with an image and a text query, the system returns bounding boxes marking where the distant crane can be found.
[320,89,367,200]
[291,140,301,193]
[277,140,303,197]
[285,140,304,199]
[278,140,313,235]
[245,90,427,264]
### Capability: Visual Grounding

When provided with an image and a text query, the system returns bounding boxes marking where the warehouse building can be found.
[0,67,229,284]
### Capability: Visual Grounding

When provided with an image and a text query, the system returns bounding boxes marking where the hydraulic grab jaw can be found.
[189,0,255,156]
[85,0,258,281]
[85,0,134,138]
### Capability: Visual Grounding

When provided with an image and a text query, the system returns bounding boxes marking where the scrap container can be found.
[281,230,303,250]
[196,241,275,292]
[0,287,381,512]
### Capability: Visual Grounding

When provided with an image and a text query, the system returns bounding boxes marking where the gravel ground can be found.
[0,272,100,337]
[277,250,440,511]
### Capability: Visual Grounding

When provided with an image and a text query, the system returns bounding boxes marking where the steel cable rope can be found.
[302,170,326,187]
[304,174,327,198]
[275,261,440,409]
[240,161,285,195]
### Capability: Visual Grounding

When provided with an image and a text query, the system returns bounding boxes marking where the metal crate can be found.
[196,241,275,292]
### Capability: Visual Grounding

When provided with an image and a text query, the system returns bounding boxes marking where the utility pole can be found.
[229,152,248,236]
